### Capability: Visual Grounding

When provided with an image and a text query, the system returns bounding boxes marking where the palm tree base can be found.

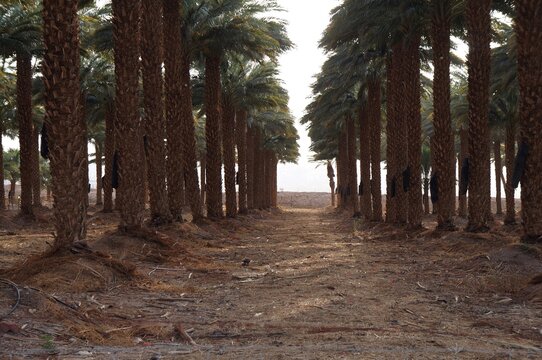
[465,223,490,233]
[436,222,457,232]
[521,235,542,245]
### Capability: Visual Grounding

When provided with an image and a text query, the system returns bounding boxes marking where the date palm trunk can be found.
[236,110,248,214]
[42,0,87,249]
[253,129,263,209]
[516,0,542,243]
[103,104,115,212]
[32,123,41,207]
[385,54,397,223]
[466,0,492,232]
[200,157,206,205]
[0,125,4,210]
[458,128,468,217]
[406,36,423,228]
[271,152,278,208]
[204,56,224,219]
[222,97,237,217]
[368,77,382,221]
[504,122,516,224]
[347,115,360,217]
[338,128,349,209]
[180,39,203,221]
[95,142,103,206]
[327,161,336,207]
[264,149,272,209]
[494,141,503,215]
[142,0,171,224]
[431,0,456,230]
[113,0,145,231]
[358,101,372,219]
[246,126,255,209]
[393,43,408,224]
[16,52,33,217]
[163,0,185,221]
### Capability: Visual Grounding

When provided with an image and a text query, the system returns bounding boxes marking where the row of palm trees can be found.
[0,0,299,252]
[304,0,541,243]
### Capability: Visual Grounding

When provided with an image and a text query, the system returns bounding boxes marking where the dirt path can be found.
[1,207,541,359]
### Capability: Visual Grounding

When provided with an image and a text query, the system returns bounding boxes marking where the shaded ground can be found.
[0,204,541,359]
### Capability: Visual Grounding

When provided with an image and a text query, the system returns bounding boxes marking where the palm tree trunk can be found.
[264,149,272,209]
[406,36,423,228]
[246,126,255,209]
[347,115,360,217]
[80,91,89,215]
[431,0,456,230]
[458,128,468,217]
[95,143,103,206]
[141,0,171,224]
[358,101,372,220]
[385,54,397,223]
[368,77,382,221]
[393,43,408,224]
[222,97,237,217]
[494,141,503,215]
[200,157,206,205]
[163,0,185,221]
[423,175,430,214]
[236,110,248,214]
[180,39,203,221]
[204,56,224,219]
[0,125,4,210]
[31,123,41,207]
[339,128,350,209]
[504,122,516,224]
[112,0,145,230]
[466,0,492,232]
[16,52,33,217]
[516,0,542,242]
[103,104,115,212]
[42,0,87,249]
[253,129,264,209]
[327,161,336,207]
[271,152,278,208]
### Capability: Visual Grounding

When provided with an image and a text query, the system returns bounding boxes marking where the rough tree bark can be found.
[42,0,87,249]
[516,0,542,243]
[504,122,516,224]
[431,0,456,230]
[204,56,224,219]
[142,0,172,224]
[16,52,33,217]
[222,97,237,217]
[236,110,248,214]
[368,77,382,221]
[163,0,185,221]
[113,0,146,230]
[466,0,492,232]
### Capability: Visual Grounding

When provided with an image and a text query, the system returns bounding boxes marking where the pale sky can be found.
[275,0,339,192]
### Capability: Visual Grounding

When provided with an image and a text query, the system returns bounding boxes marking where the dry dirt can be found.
[0,197,541,359]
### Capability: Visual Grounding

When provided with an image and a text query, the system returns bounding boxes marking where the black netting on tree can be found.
[512,141,529,189]
[112,151,119,189]
[430,173,438,204]
[40,124,49,159]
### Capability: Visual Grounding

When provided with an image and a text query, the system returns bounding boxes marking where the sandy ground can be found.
[0,197,541,359]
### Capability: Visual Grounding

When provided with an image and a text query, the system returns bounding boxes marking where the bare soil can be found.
[0,197,541,359]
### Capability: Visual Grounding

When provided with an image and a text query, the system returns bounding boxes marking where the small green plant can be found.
[41,334,55,351]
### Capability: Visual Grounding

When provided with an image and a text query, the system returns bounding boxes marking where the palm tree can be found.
[515,0,542,243]
[112,0,145,231]
[192,0,292,218]
[42,0,87,249]
[358,97,372,219]
[0,68,17,209]
[0,4,40,217]
[142,0,171,225]
[430,0,456,230]
[368,76,383,221]
[465,0,492,232]
[163,0,185,221]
